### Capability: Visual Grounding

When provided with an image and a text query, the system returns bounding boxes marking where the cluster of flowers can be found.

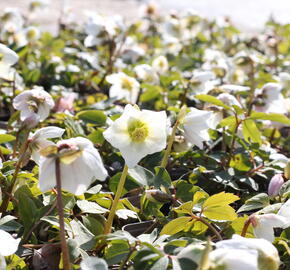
[0,1,289,269]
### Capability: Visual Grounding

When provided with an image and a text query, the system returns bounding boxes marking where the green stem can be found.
[160,120,179,168]
[0,132,30,214]
[104,165,129,234]
[55,158,71,270]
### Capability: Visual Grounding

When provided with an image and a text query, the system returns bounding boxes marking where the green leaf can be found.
[203,192,239,208]
[219,115,236,128]
[77,200,108,214]
[237,193,270,213]
[151,256,169,270]
[0,134,15,144]
[152,167,172,189]
[250,112,290,125]
[242,119,262,145]
[140,85,162,102]
[196,94,231,110]
[202,192,239,221]
[77,110,107,125]
[160,216,192,235]
[128,165,154,186]
[81,257,108,270]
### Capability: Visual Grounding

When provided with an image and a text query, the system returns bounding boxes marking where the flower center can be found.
[127,119,149,143]
[121,77,134,91]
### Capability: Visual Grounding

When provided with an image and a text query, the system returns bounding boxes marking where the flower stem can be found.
[104,165,129,234]
[160,120,179,168]
[192,214,222,241]
[241,218,251,237]
[55,158,71,270]
[0,132,30,215]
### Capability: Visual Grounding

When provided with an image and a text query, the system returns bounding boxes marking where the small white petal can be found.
[0,230,20,256]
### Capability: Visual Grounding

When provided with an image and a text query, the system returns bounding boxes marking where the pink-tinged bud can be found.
[268,174,284,197]
[54,93,76,113]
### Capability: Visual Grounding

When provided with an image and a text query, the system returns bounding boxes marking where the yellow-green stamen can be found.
[127,119,149,143]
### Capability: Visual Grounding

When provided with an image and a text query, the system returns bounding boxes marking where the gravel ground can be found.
[1,0,290,33]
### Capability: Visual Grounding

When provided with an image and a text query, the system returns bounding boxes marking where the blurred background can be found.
[3,0,290,33]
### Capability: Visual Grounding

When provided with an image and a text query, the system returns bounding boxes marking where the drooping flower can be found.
[28,126,65,164]
[13,87,55,124]
[0,229,20,256]
[182,108,212,149]
[0,43,19,81]
[268,174,284,197]
[39,137,108,195]
[190,70,216,95]
[210,234,280,270]
[103,104,167,168]
[106,72,140,104]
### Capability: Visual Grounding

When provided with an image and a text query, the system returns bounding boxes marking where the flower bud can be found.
[145,189,172,203]
[268,174,284,197]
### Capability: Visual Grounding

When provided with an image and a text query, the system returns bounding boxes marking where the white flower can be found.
[182,108,212,149]
[0,43,19,81]
[220,84,250,93]
[103,104,167,168]
[13,87,55,123]
[210,247,258,270]
[255,83,287,114]
[250,213,288,242]
[0,229,20,256]
[277,199,290,228]
[39,137,108,195]
[152,56,168,74]
[217,93,242,108]
[29,126,65,164]
[190,70,216,94]
[134,64,159,84]
[106,72,140,104]
[213,235,280,270]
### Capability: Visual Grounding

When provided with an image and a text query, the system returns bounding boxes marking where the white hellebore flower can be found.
[250,213,289,242]
[106,72,140,104]
[190,70,215,94]
[13,87,55,124]
[134,64,159,84]
[39,137,108,195]
[152,56,168,74]
[28,126,65,164]
[0,229,20,256]
[212,234,280,270]
[0,43,19,81]
[103,104,167,168]
[182,108,212,149]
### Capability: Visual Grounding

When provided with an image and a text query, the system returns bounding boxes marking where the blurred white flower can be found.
[277,199,290,228]
[103,104,167,168]
[220,84,250,93]
[29,126,65,164]
[182,108,212,148]
[217,93,242,108]
[212,234,280,270]
[152,56,168,74]
[39,137,108,195]
[255,83,287,115]
[0,43,19,81]
[134,64,159,84]
[0,8,24,34]
[106,72,140,104]
[190,70,216,94]
[0,229,20,256]
[13,87,55,123]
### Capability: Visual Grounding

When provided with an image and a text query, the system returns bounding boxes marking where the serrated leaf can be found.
[237,193,270,213]
[203,192,239,208]
[203,205,237,221]
[77,200,108,214]
[160,217,192,235]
